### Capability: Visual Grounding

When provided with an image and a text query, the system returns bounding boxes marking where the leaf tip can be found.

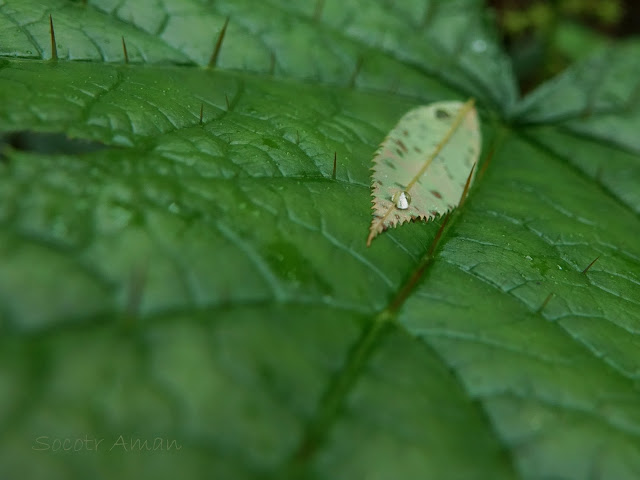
[366,230,375,247]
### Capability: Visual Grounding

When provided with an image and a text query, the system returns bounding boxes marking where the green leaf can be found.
[1,1,640,479]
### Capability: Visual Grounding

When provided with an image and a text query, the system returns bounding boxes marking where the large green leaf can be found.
[1,1,639,479]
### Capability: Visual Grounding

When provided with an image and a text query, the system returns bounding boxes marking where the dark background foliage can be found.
[490,0,640,90]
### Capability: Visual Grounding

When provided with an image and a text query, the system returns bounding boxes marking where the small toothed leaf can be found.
[367,99,481,246]
[3,1,640,479]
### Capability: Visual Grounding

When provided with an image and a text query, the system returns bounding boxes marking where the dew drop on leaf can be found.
[392,191,411,210]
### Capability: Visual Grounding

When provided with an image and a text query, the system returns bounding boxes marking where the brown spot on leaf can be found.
[395,139,408,152]
[430,190,443,199]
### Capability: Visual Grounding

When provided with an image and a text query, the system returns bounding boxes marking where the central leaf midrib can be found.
[277,157,491,476]
[277,119,640,477]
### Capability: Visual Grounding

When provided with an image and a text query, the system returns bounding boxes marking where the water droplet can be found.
[168,202,180,214]
[525,255,532,261]
[471,39,487,53]
[393,191,411,210]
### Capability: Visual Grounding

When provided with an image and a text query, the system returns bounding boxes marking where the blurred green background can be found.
[490,0,638,90]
